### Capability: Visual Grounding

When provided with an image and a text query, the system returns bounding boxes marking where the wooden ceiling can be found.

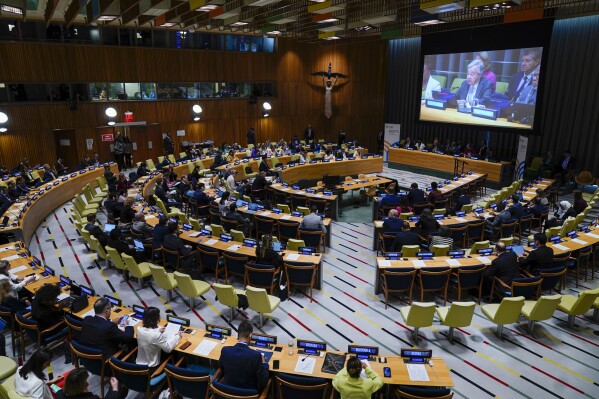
[3,0,599,41]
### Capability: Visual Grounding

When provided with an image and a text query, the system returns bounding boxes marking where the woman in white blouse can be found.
[136,307,181,370]
[15,348,64,399]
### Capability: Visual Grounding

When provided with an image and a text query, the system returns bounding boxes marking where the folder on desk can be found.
[321,353,346,374]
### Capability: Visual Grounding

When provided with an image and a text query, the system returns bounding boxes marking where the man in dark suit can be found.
[162,221,195,269]
[407,183,426,206]
[382,209,404,234]
[193,182,212,207]
[218,321,269,392]
[85,213,108,247]
[42,164,57,182]
[224,203,251,235]
[163,133,174,155]
[454,59,494,107]
[251,171,271,200]
[152,216,169,251]
[484,242,520,293]
[55,158,66,176]
[391,226,422,251]
[80,297,135,358]
[258,156,270,173]
[247,127,256,147]
[504,48,541,101]
[304,124,315,145]
[519,233,554,275]
[508,194,525,220]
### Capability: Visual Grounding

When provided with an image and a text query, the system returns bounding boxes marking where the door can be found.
[128,125,148,167]
[145,123,162,161]
[53,129,79,170]
[96,126,116,164]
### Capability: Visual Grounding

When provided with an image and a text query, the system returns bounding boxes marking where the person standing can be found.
[247,127,256,147]
[163,133,174,156]
[123,135,133,169]
[304,124,315,145]
[113,132,125,172]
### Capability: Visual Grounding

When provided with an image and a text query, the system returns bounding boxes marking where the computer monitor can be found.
[133,240,144,251]
[323,174,341,189]
[272,241,282,252]
[104,224,116,233]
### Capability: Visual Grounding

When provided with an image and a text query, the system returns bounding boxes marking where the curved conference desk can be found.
[0,164,119,247]
[388,148,510,184]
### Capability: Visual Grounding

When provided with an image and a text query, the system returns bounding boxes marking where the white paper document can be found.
[261,211,272,216]
[378,260,391,267]
[57,293,70,301]
[9,265,27,274]
[295,357,316,374]
[163,322,181,338]
[572,238,588,245]
[205,239,218,245]
[476,257,492,264]
[227,244,241,252]
[412,260,426,267]
[553,244,569,251]
[285,254,300,261]
[454,217,467,223]
[80,309,96,319]
[193,339,218,356]
[189,232,201,238]
[586,233,599,239]
[145,214,156,219]
[407,364,430,382]
[280,215,292,220]
[446,259,461,266]
[0,246,14,253]
[2,255,20,261]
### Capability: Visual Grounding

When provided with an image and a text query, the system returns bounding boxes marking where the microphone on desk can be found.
[301,353,312,362]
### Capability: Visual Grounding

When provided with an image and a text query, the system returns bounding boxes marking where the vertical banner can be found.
[515,135,528,180]
[383,123,401,162]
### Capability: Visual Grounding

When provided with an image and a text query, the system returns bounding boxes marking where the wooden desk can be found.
[420,104,530,129]
[388,148,509,184]
[280,157,383,184]
[0,164,119,247]
[1,243,61,292]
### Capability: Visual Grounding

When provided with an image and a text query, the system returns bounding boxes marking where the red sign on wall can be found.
[101,134,114,142]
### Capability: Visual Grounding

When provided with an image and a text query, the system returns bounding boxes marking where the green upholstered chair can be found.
[174,272,211,310]
[149,264,178,302]
[436,301,476,343]
[212,283,245,321]
[399,302,436,343]
[557,288,599,327]
[121,254,152,289]
[246,285,281,327]
[520,294,562,333]
[481,296,525,338]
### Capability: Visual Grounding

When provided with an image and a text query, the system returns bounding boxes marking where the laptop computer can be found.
[272,241,282,252]
[104,223,116,233]
[511,246,526,256]
[133,239,145,252]
[0,318,6,333]
[57,284,83,309]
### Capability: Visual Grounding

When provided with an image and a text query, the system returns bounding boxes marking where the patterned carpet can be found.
[9,166,599,399]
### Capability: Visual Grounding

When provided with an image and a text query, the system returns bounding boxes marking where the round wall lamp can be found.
[105,107,117,126]
[262,101,271,117]
[0,112,7,132]
[192,104,202,121]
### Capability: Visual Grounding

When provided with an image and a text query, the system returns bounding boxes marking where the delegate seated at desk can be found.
[218,321,269,392]
[80,298,135,359]
[300,206,327,233]
[453,59,493,108]
[332,356,383,399]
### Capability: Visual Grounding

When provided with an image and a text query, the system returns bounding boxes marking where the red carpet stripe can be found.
[343,292,369,307]
[347,254,369,265]
[506,328,553,350]
[464,360,509,387]
[346,272,369,284]
[347,240,370,250]
[347,228,371,237]
[567,332,599,347]
[340,317,368,336]
[530,366,585,394]
[288,313,312,332]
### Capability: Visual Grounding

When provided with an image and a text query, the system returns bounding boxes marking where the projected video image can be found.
[419,48,543,130]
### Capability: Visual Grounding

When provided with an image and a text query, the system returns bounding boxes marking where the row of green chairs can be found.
[400,288,599,343]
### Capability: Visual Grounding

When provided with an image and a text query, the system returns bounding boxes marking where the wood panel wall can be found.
[0,38,386,168]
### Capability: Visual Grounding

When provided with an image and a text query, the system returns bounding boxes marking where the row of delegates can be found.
[15,348,123,399]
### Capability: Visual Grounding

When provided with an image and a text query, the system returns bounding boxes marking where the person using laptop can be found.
[132,212,153,239]
[85,214,108,247]
[255,234,282,269]
[332,356,383,399]
[107,228,139,261]
[519,232,554,275]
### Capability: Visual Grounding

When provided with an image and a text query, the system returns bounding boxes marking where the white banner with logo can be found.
[384,123,401,162]
[515,135,529,180]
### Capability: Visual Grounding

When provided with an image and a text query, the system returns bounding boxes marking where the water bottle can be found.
[288,338,295,355]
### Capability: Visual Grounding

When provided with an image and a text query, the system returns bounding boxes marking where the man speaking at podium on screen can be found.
[454,59,493,109]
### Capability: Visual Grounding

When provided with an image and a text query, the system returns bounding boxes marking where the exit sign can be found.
[101,134,114,142]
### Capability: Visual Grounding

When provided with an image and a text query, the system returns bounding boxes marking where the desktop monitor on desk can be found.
[323,174,341,190]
